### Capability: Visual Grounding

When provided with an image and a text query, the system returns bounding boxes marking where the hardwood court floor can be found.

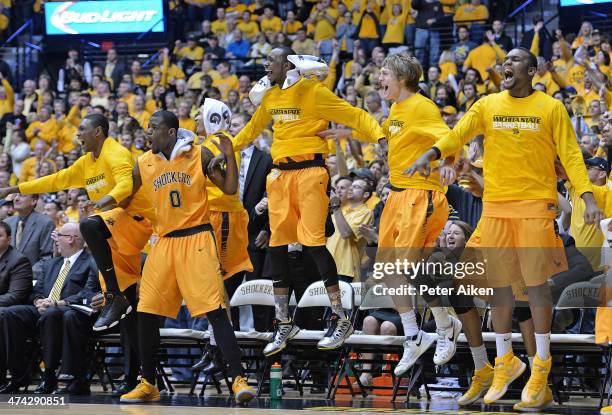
[0,392,604,415]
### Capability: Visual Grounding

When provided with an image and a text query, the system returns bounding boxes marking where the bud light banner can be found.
[560,0,612,6]
[45,0,164,35]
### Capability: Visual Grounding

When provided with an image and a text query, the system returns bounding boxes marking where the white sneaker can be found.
[317,313,354,350]
[433,315,462,365]
[263,319,300,356]
[393,331,436,377]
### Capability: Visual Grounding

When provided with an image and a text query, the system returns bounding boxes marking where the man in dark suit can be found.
[230,113,274,331]
[0,223,99,395]
[104,48,126,91]
[4,193,54,280]
[0,221,33,387]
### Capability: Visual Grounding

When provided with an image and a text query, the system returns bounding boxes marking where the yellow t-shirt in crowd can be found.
[212,74,239,101]
[435,90,593,202]
[177,46,204,62]
[440,62,458,82]
[358,12,379,39]
[0,78,14,117]
[382,93,450,191]
[454,3,488,25]
[133,74,152,88]
[26,119,58,147]
[187,69,221,89]
[233,77,384,162]
[311,7,337,41]
[260,16,283,33]
[284,20,303,35]
[238,21,260,39]
[532,71,560,96]
[326,203,373,279]
[133,110,151,130]
[463,43,505,81]
[567,64,585,92]
[382,12,406,44]
[211,19,227,35]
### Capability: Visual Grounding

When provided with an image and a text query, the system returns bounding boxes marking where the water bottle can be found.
[270,362,282,400]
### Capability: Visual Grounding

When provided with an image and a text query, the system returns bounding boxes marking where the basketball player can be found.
[376,52,462,377]
[120,110,255,403]
[232,47,385,355]
[0,114,153,332]
[192,98,253,373]
[407,47,603,411]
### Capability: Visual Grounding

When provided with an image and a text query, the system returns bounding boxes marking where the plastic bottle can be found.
[270,362,282,400]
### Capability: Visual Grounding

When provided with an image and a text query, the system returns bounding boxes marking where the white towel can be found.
[249,54,329,105]
[199,98,232,136]
[155,128,195,161]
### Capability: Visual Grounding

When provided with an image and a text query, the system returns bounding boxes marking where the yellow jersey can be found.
[233,77,384,162]
[138,144,210,236]
[435,90,592,203]
[383,93,450,191]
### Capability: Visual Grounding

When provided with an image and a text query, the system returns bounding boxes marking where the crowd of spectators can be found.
[0,0,609,394]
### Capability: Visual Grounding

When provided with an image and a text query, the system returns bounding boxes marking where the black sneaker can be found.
[317,313,353,350]
[112,380,138,397]
[93,292,132,331]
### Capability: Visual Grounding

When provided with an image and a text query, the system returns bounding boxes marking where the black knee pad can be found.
[449,291,476,315]
[268,246,290,289]
[79,215,112,239]
[513,305,532,323]
[303,245,338,287]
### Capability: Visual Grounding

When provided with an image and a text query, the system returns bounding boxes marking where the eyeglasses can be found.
[57,233,78,238]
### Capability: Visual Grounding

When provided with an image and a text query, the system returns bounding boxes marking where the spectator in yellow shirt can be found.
[284,11,303,40]
[178,102,197,132]
[226,0,247,19]
[212,61,239,101]
[308,0,337,61]
[238,10,260,42]
[130,60,151,89]
[20,141,51,184]
[0,4,8,36]
[151,49,185,87]
[175,34,205,64]
[462,31,506,81]
[131,95,151,129]
[0,72,13,118]
[382,3,407,48]
[260,6,283,34]
[211,8,228,36]
[292,28,316,56]
[453,0,488,43]
[26,106,58,148]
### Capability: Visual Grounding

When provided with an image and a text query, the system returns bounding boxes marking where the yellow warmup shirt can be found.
[435,90,593,202]
[383,93,450,191]
[202,132,244,212]
[233,77,384,162]
[19,138,153,220]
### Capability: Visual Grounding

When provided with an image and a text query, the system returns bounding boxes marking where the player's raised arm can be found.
[203,132,238,195]
[314,83,385,144]
[405,98,486,177]
[232,104,272,152]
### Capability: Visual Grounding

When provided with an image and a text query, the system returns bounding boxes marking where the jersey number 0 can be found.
[170,190,182,208]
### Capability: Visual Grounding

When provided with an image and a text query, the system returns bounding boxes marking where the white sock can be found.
[400,310,419,337]
[274,294,289,322]
[470,344,490,370]
[528,356,534,370]
[495,332,512,357]
[535,332,551,360]
[209,326,216,346]
[430,307,451,330]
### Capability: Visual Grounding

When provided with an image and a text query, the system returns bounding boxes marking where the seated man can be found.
[0,223,100,394]
[0,221,33,387]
